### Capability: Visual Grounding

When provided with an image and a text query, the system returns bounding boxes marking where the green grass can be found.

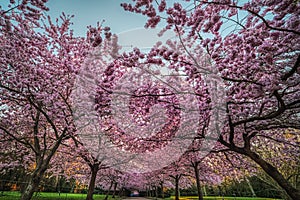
[173,196,281,200]
[0,192,116,200]
[0,193,281,200]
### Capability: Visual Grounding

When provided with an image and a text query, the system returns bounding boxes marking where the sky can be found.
[45,1,178,54]
[45,0,149,36]
[0,0,177,55]
[1,0,245,38]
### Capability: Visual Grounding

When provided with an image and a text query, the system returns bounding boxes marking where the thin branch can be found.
[282,54,300,81]
[196,0,300,35]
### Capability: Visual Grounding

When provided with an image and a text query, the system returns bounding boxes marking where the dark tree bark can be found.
[112,182,117,198]
[193,161,204,200]
[219,116,300,200]
[86,163,100,200]
[20,132,64,200]
[118,187,124,198]
[104,181,113,200]
[20,168,45,200]
[174,175,180,200]
[246,150,300,200]
[160,182,164,199]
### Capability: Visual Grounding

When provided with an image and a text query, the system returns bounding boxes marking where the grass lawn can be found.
[0,191,115,200]
[0,193,281,200]
[175,196,281,200]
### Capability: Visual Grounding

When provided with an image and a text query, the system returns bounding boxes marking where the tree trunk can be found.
[112,182,117,198]
[150,187,154,197]
[203,185,207,196]
[104,181,113,200]
[21,179,39,200]
[160,182,164,199]
[247,150,300,200]
[20,127,65,200]
[118,187,123,198]
[245,177,256,197]
[193,162,204,200]
[233,179,241,197]
[86,164,99,200]
[175,175,180,200]
[20,166,46,200]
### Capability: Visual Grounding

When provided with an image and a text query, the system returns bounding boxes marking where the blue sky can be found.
[44,1,177,53]
[0,0,191,37]
[0,0,177,53]
[45,0,149,36]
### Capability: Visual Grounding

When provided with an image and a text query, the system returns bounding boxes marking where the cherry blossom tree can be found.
[1,0,299,199]
[144,171,169,198]
[250,129,300,199]
[99,169,122,200]
[0,1,112,199]
[120,0,300,199]
[161,160,193,200]
[184,153,211,200]
[41,129,115,200]
[74,146,109,200]
[48,141,95,200]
